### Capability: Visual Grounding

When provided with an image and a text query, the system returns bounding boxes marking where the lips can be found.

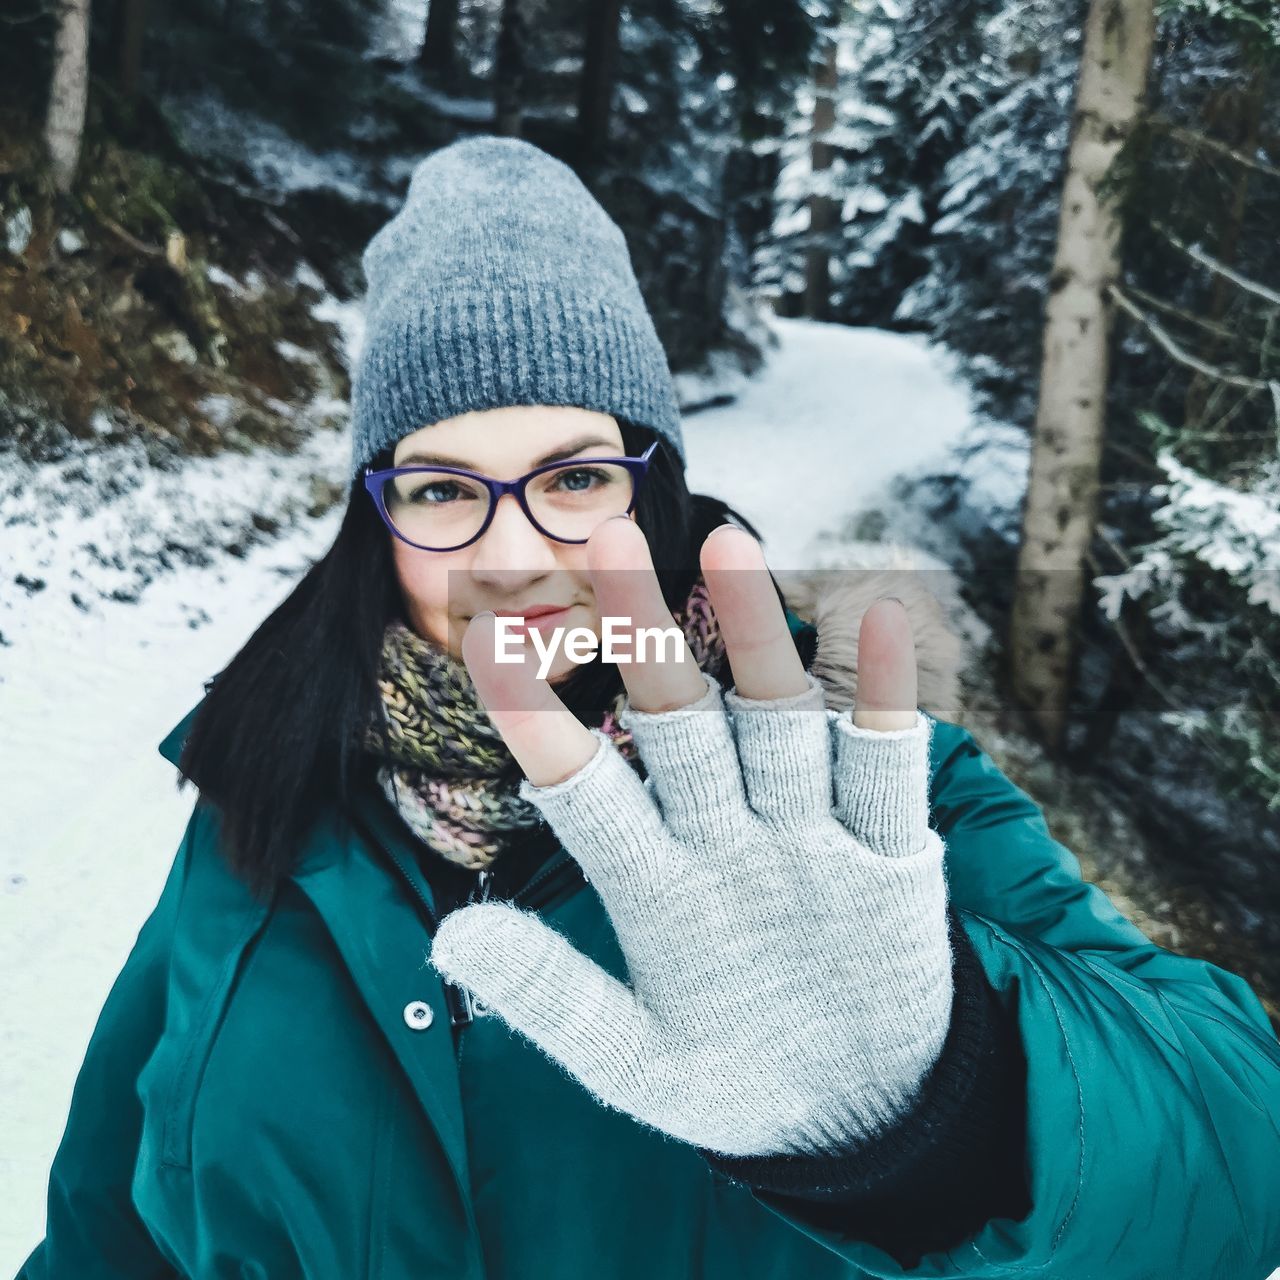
[491,605,573,620]
[476,606,577,635]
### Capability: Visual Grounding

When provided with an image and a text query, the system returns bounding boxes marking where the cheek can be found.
[560,549,599,619]
[391,542,453,638]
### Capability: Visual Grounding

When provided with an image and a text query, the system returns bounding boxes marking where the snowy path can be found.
[681,325,973,569]
[4,318,968,1269]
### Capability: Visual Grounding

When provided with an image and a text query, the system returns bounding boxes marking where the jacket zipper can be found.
[508,847,586,910]
[452,869,496,1024]
[472,868,494,905]
[447,852,592,1029]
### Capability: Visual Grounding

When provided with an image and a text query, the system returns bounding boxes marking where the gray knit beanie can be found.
[349,135,686,479]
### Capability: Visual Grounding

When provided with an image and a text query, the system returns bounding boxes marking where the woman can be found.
[18,136,1280,1280]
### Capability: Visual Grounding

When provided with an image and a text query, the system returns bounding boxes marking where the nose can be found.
[467,491,561,584]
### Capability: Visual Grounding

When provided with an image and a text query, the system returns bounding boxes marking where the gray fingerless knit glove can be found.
[429,668,953,1159]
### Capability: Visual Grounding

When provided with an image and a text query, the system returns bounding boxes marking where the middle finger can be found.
[699,525,810,702]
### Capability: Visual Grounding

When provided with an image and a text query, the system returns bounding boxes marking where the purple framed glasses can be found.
[363,440,660,552]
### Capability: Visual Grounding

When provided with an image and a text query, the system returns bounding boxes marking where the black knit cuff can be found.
[697,908,1030,1256]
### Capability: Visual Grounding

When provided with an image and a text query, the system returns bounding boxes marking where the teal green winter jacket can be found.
[16,618,1280,1280]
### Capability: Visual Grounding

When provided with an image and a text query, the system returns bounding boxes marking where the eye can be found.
[551,466,609,492]
[409,479,474,504]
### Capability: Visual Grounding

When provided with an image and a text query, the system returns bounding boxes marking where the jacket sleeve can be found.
[718,719,1280,1279]
[698,904,1031,1265]
[14,804,202,1280]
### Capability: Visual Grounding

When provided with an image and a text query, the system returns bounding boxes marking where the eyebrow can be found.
[395,435,622,470]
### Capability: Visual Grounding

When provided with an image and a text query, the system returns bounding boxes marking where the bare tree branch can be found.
[1148,115,1280,180]
[1123,281,1237,341]
[1108,285,1272,392]
[81,194,166,258]
[1151,220,1280,309]
[1084,546,1184,711]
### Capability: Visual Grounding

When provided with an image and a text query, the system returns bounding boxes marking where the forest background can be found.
[2,0,1278,1027]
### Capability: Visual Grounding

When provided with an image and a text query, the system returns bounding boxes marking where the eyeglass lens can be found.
[384,460,637,549]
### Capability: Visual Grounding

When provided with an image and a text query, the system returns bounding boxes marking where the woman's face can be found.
[388,405,629,684]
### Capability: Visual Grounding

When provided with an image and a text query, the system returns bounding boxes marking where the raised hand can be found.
[429,518,952,1158]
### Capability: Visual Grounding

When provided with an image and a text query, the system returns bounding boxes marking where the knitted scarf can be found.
[360,577,728,872]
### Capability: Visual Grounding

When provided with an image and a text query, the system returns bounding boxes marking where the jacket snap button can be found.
[403,1000,435,1030]
[472,998,488,1016]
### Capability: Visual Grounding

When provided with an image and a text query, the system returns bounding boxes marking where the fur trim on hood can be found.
[777,554,964,724]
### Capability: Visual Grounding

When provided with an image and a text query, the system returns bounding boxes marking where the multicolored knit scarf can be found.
[360,577,728,872]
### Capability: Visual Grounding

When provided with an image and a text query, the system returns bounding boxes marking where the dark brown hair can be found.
[175,421,771,902]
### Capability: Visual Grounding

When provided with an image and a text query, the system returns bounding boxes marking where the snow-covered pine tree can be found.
[758,0,1004,325]
[1090,0,1280,827]
[597,0,831,372]
[831,0,1006,325]
[896,0,1086,427]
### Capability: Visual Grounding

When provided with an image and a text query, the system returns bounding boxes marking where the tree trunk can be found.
[420,0,460,85]
[494,0,526,138]
[725,102,785,291]
[45,0,93,195]
[577,0,622,167]
[1009,0,1157,752]
[803,33,838,322]
[117,0,147,100]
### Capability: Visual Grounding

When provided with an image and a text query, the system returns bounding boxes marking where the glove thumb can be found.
[431,902,651,1111]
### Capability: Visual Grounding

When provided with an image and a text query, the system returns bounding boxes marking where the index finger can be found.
[460,612,601,787]
[586,516,708,715]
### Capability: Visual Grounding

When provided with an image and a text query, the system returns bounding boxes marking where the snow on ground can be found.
[682,322,980,569]
[164,87,419,207]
